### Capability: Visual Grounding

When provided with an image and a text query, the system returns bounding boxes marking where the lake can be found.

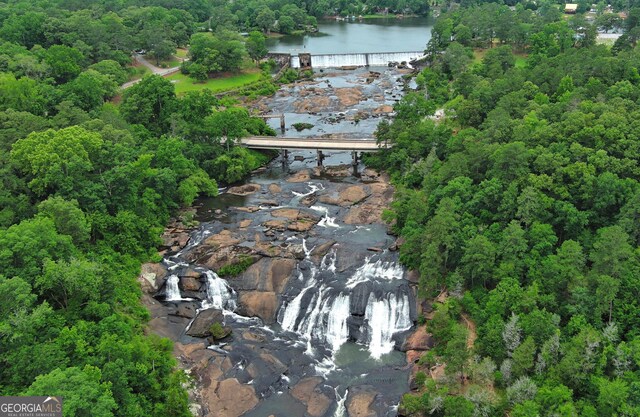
[266,16,434,55]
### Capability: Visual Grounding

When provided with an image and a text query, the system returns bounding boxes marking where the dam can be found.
[290,51,425,68]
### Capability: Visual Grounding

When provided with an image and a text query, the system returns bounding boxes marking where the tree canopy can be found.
[372,5,640,417]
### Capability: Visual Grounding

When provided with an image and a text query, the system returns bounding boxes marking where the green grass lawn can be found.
[515,55,527,68]
[175,48,189,58]
[155,56,183,68]
[473,48,528,68]
[127,65,151,81]
[472,48,488,63]
[166,71,262,94]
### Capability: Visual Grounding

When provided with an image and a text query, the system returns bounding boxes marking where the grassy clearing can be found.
[155,56,183,68]
[175,48,189,58]
[166,70,262,94]
[515,55,527,68]
[127,64,151,81]
[472,48,488,63]
[472,48,528,67]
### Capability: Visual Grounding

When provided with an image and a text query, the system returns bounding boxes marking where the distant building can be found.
[565,3,578,13]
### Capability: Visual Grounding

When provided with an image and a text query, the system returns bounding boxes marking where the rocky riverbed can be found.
[138,68,430,417]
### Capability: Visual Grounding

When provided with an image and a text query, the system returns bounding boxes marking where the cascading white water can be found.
[280,252,351,353]
[279,252,412,358]
[302,238,314,258]
[325,294,351,352]
[201,270,237,310]
[333,387,348,417]
[312,53,368,68]
[346,257,404,288]
[292,182,324,197]
[165,275,182,301]
[280,286,310,331]
[290,51,424,68]
[311,205,340,228]
[365,292,412,359]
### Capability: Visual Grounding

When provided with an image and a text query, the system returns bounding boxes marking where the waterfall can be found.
[345,257,404,288]
[165,275,182,301]
[280,252,350,353]
[290,51,425,68]
[333,387,348,417]
[325,294,351,352]
[201,270,237,311]
[311,53,368,68]
[278,253,413,358]
[280,286,311,331]
[311,205,339,228]
[365,292,412,359]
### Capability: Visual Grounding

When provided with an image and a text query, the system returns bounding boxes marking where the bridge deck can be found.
[239,136,388,151]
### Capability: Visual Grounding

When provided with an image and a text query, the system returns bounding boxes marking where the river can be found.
[266,17,434,55]
[144,66,422,416]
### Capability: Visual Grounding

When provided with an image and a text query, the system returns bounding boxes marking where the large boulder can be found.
[169,301,199,319]
[287,169,311,183]
[138,262,168,293]
[291,377,332,417]
[160,230,190,251]
[343,197,386,224]
[203,378,259,417]
[234,257,296,293]
[350,281,373,316]
[179,276,202,292]
[288,220,317,232]
[227,183,261,196]
[237,291,279,324]
[337,185,370,206]
[346,386,378,417]
[268,183,282,194]
[186,308,224,338]
[203,230,242,249]
[343,182,393,225]
[400,325,433,352]
[310,240,336,262]
[188,244,258,272]
[270,208,320,232]
[271,208,318,222]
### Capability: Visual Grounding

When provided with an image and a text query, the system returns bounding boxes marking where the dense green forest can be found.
[0,0,277,415]
[369,3,640,417]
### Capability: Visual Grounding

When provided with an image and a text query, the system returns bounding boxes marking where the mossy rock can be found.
[292,122,314,131]
[209,322,232,340]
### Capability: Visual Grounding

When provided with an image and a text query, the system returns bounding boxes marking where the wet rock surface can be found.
[142,68,418,417]
[253,67,405,140]
[227,183,262,196]
[186,308,225,338]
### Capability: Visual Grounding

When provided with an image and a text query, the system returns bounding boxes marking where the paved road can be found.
[237,136,389,151]
[121,54,182,89]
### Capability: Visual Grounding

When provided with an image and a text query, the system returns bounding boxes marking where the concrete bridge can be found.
[237,136,390,169]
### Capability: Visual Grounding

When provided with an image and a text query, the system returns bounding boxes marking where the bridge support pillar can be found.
[317,150,324,167]
[351,150,359,175]
[280,114,285,132]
